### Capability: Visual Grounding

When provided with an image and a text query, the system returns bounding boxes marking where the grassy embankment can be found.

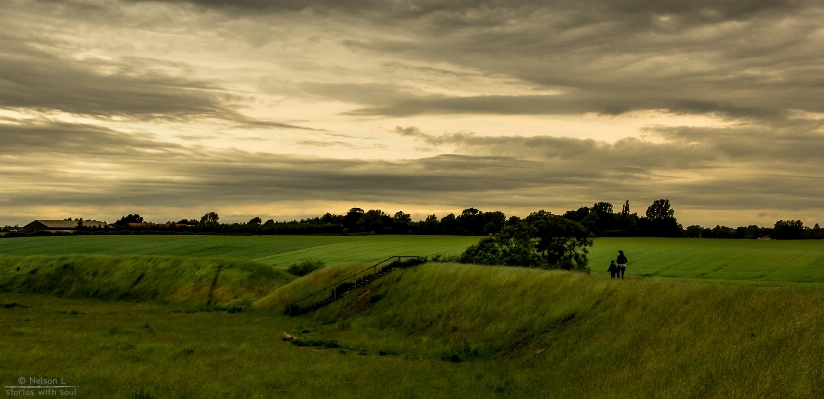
[2,235,823,283]
[3,252,824,397]
[0,255,293,308]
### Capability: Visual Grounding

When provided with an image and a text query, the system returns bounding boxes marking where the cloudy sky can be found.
[2,0,823,227]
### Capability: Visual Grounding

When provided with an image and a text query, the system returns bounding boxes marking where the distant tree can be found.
[114,214,143,227]
[621,200,630,216]
[248,217,262,225]
[320,212,341,224]
[562,207,590,222]
[456,208,485,235]
[811,223,824,239]
[440,213,457,235]
[773,220,804,239]
[343,208,364,230]
[482,211,506,235]
[392,211,412,233]
[684,225,703,238]
[645,199,675,220]
[200,212,219,224]
[640,199,682,237]
[358,209,392,233]
[393,211,412,223]
[592,202,613,216]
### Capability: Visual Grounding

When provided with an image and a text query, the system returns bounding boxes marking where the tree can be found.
[200,212,219,224]
[114,214,143,227]
[440,213,457,234]
[392,211,412,233]
[621,200,630,216]
[646,199,674,220]
[592,202,613,216]
[684,225,703,238]
[358,209,392,233]
[248,217,262,225]
[459,210,592,272]
[393,211,412,223]
[640,199,682,237]
[482,211,506,235]
[343,208,364,230]
[773,220,803,239]
[525,210,593,271]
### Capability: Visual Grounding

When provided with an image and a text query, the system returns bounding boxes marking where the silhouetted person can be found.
[617,250,628,279]
[608,260,618,279]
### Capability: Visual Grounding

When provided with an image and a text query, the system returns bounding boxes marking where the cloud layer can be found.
[1,0,823,226]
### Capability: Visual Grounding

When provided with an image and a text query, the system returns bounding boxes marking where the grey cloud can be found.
[347,93,770,118]
[3,119,823,225]
[0,119,183,156]
[0,31,320,130]
[393,124,824,177]
[130,0,813,26]
[297,82,424,107]
[296,140,355,148]
[29,0,824,123]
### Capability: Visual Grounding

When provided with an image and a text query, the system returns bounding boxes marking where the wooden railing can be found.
[285,255,426,315]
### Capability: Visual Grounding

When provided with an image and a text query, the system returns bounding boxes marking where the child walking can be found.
[608,260,618,279]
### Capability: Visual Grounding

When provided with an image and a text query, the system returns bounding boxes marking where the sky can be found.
[1,0,823,227]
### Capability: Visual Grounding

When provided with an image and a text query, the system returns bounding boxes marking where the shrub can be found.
[459,211,592,272]
[287,259,326,276]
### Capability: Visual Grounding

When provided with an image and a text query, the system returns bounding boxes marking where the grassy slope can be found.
[0,255,293,307]
[0,293,515,399]
[1,235,822,282]
[261,263,824,397]
[3,252,824,397]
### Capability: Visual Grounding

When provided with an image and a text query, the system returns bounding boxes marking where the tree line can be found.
[3,199,822,240]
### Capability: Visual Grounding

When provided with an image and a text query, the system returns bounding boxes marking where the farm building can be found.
[22,219,107,232]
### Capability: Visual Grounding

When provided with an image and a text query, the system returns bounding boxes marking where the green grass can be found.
[0,293,508,399]
[2,235,823,283]
[588,237,824,283]
[0,235,479,268]
[4,263,824,397]
[270,263,824,397]
[0,255,293,307]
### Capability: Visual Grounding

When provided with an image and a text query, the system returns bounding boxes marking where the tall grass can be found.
[0,255,293,307]
[261,263,824,397]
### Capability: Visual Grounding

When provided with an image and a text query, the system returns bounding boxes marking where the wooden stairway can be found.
[285,256,426,316]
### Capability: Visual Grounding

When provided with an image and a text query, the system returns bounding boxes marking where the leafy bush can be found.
[287,259,326,276]
[459,210,592,272]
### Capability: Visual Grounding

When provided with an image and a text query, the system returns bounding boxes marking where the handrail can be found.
[285,255,424,315]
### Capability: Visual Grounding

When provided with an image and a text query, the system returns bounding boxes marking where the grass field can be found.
[1,235,822,283]
[0,235,479,268]
[3,263,824,398]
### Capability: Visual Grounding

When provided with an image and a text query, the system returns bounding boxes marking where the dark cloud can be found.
[3,119,823,225]
[0,30,320,130]
[3,0,823,225]
[0,119,183,156]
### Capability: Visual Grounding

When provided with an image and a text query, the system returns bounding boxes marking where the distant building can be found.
[128,222,188,228]
[22,219,107,232]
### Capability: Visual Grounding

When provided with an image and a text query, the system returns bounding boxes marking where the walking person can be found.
[608,260,618,279]
[616,250,628,279]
